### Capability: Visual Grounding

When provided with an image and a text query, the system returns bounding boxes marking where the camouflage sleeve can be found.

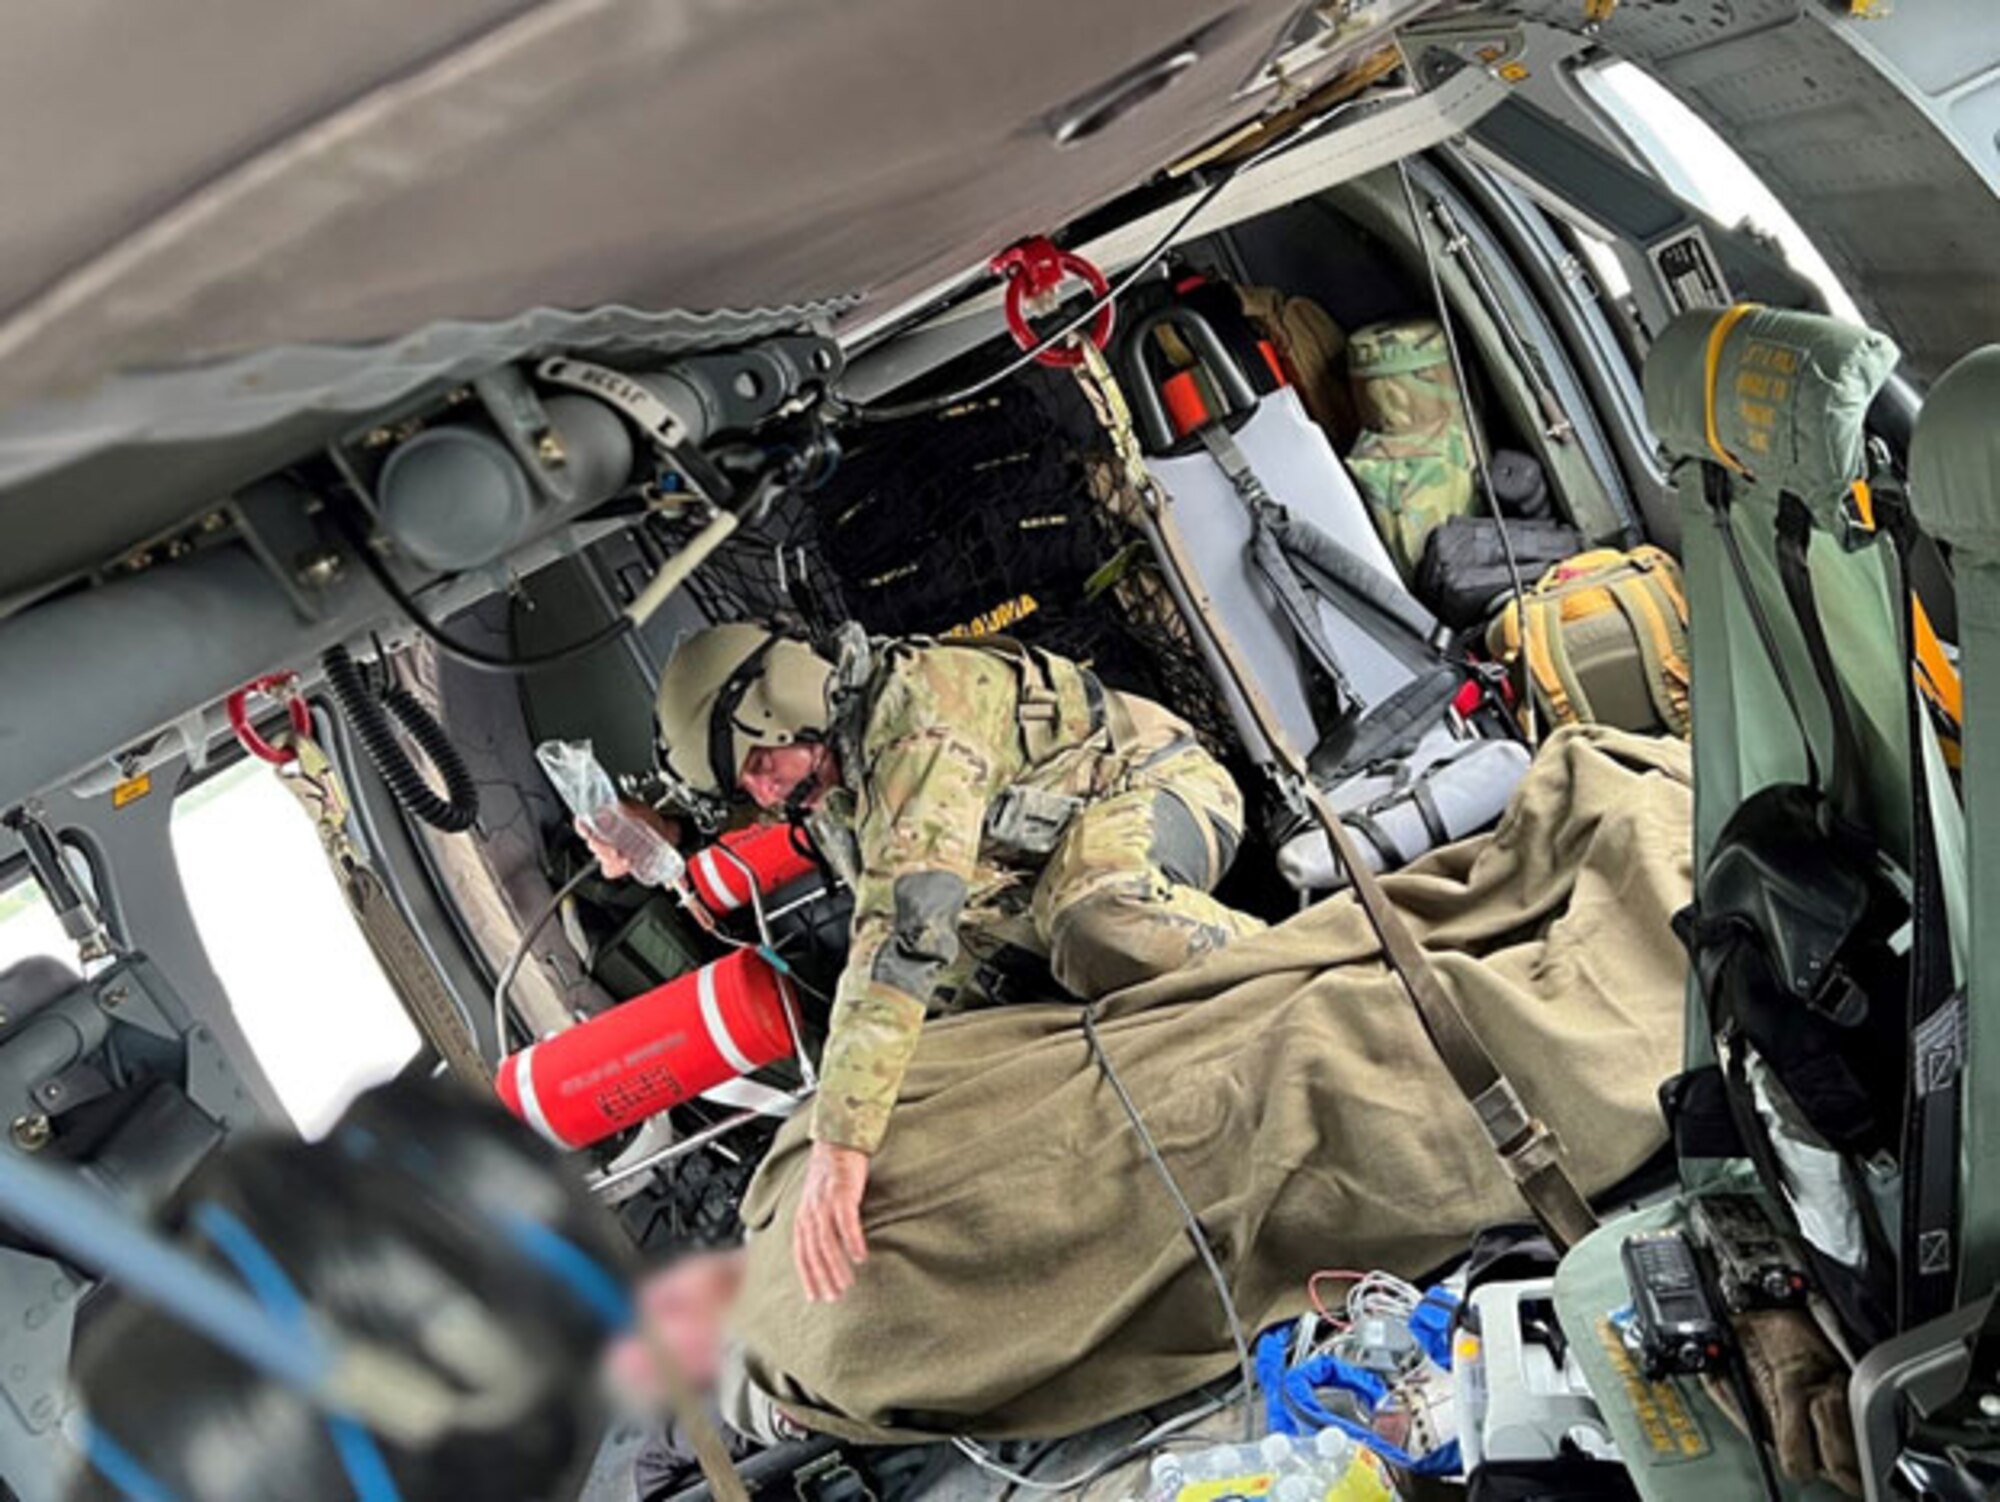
[811,724,1005,1155]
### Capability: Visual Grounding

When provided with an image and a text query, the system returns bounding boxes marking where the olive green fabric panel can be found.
[1910,346,2000,1297]
[1553,1197,1848,1502]
[1910,348,2000,565]
[1644,307,1900,527]
[1675,477,1918,868]
[1669,471,1972,1063]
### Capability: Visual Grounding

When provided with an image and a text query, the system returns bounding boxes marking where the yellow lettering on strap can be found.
[1702,303,1761,476]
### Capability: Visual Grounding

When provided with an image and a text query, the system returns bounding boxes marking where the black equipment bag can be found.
[1677,467,1954,1346]
[1416,517,1582,631]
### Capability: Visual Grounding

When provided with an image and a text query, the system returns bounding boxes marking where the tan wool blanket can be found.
[730,726,1692,1441]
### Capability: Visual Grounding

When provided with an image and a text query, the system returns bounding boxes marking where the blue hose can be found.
[193,1204,404,1502]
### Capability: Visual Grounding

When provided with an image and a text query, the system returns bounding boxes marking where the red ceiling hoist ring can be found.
[992,238,1115,368]
[225,674,312,765]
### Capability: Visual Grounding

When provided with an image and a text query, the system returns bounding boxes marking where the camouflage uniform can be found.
[1344,320,1479,577]
[807,638,1260,1155]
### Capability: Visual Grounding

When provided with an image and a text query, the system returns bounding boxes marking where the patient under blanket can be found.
[728,726,1691,1443]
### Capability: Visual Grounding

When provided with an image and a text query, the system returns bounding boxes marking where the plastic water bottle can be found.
[1313,1430,1392,1502]
[1310,1429,1355,1468]
[535,741,686,888]
[1182,1441,1277,1487]
[1259,1434,1297,1470]
[1144,1452,1186,1502]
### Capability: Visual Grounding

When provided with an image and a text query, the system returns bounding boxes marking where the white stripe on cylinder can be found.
[698,962,757,1075]
[511,1045,573,1148]
[695,847,742,912]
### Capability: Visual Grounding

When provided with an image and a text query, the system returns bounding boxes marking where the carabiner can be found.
[992,238,1115,369]
[225,674,313,765]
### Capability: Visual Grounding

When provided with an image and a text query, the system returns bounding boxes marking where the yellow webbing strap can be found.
[1851,476,1878,531]
[1644,545,1692,622]
[1702,302,1761,477]
[1913,597,1963,727]
[1524,594,1586,727]
[1607,572,1694,736]
[1848,480,1964,742]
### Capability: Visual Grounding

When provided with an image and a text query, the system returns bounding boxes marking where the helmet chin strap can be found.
[779,739,832,824]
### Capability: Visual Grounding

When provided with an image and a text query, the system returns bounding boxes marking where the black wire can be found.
[844,170,1237,426]
[326,501,634,675]
[1392,158,1537,731]
[322,644,481,833]
[1081,1005,1258,1442]
[843,89,1410,428]
[491,865,595,1061]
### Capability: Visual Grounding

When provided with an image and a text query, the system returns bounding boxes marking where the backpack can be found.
[1344,319,1481,579]
[1236,284,1357,450]
[1484,546,1692,738]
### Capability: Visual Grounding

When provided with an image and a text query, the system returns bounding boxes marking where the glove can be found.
[1702,1308,1862,1497]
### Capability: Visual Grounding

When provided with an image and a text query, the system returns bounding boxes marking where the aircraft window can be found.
[1578,59,1864,324]
[0,866,71,974]
[171,756,418,1138]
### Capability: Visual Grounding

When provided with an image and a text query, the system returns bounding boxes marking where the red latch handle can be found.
[226,674,312,765]
[991,238,1115,369]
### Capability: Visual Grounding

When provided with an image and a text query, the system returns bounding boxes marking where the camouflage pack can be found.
[1344,319,1480,579]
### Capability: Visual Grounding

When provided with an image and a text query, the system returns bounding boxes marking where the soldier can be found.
[583,623,1262,1302]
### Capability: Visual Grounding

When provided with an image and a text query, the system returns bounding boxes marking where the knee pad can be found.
[1048,885,1230,1000]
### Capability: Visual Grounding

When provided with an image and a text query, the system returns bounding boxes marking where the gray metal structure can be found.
[0,2,1991,1498]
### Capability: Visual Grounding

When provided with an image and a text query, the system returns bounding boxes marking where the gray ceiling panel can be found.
[1503,0,2000,382]
[0,0,1364,414]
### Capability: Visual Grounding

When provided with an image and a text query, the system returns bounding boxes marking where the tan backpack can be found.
[1485,546,1692,738]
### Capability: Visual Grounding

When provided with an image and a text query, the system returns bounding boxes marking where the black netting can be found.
[650,365,1238,754]
[642,483,848,636]
[811,368,1237,748]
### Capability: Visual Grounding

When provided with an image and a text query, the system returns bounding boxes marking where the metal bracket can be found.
[232,475,343,623]
[475,363,581,507]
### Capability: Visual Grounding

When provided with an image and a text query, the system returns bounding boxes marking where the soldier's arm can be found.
[812,727,1003,1155]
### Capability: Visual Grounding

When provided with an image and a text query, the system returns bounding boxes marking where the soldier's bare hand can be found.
[793,1141,870,1303]
[574,802,681,882]
[575,817,633,879]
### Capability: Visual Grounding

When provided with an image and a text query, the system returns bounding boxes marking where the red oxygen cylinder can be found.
[686,822,818,916]
[495,949,793,1149]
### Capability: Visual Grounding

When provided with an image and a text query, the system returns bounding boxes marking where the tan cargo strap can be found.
[1071,341,1598,1250]
[1083,668,1140,750]
[277,734,492,1088]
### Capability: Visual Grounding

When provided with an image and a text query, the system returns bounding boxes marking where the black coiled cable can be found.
[322,645,480,833]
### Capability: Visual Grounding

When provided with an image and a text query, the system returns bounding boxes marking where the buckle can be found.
[1808,964,1869,1028]
[794,1453,874,1502]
